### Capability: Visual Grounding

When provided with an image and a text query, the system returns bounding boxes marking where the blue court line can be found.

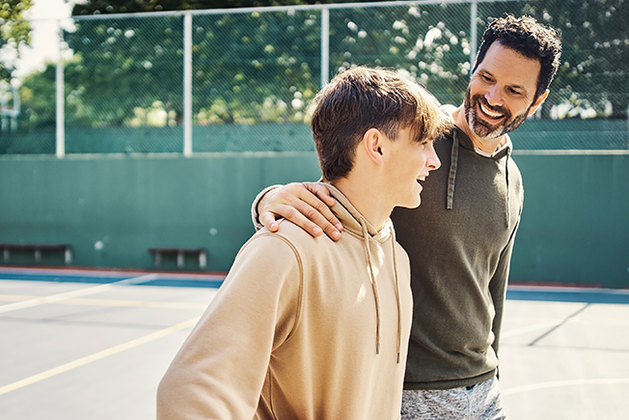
[0,268,225,288]
[507,286,629,305]
[2,268,628,299]
[0,271,129,284]
[138,278,224,288]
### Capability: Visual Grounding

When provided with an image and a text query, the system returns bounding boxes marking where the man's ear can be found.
[362,128,385,165]
[528,89,549,116]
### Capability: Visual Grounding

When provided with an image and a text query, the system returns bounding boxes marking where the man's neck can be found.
[452,106,506,154]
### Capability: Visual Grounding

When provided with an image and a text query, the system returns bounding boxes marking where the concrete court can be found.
[0,268,628,420]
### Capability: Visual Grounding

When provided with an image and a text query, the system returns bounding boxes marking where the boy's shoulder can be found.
[266,219,327,247]
[245,218,338,258]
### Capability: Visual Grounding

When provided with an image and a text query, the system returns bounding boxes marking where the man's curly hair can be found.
[473,15,562,100]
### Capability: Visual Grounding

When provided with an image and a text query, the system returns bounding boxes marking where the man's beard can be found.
[464,90,529,139]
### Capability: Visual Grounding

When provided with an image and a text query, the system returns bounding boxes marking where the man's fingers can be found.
[259,212,280,232]
[281,205,324,238]
[297,201,341,241]
[303,182,337,207]
[258,182,342,241]
[301,183,343,234]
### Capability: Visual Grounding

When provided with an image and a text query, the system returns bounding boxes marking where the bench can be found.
[1,243,72,265]
[148,247,207,269]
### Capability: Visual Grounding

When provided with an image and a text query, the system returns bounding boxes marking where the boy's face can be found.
[384,126,441,209]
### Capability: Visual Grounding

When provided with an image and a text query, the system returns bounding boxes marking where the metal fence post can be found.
[469,0,477,78]
[626,105,629,149]
[183,12,193,157]
[56,20,65,158]
[321,6,330,88]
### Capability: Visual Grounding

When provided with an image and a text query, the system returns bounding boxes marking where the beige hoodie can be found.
[157,184,413,419]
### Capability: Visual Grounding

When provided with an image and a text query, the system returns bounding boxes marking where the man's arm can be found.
[488,219,521,359]
[157,234,302,419]
[252,182,343,240]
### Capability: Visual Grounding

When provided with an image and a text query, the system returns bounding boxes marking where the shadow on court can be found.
[0,268,628,419]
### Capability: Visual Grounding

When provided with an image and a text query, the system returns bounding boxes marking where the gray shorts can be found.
[401,377,506,420]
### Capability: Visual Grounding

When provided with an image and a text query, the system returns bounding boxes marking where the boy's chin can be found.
[398,196,422,209]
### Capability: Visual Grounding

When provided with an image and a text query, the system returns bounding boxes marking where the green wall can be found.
[511,151,629,288]
[0,153,321,272]
[0,151,627,288]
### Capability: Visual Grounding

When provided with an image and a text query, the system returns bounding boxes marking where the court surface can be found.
[1,267,628,419]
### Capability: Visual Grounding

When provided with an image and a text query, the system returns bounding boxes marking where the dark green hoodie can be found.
[392,122,524,390]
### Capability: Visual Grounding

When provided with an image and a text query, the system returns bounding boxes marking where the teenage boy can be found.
[157,66,447,419]
[251,15,562,419]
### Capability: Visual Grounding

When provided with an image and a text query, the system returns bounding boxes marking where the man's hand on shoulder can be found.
[259,182,343,241]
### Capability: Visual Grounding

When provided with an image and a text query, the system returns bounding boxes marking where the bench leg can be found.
[3,248,8,263]
[199,251,207,269]
[177,251,184,268]
[155,251,162,267]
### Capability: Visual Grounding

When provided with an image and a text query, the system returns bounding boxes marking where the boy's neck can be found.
[330,178,391,232]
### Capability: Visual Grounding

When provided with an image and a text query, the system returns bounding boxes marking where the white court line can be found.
[501,321,566,339]
[0,274,158,314]
[502,378,629,396]
[0,294,208,309]
[0,316,200,396]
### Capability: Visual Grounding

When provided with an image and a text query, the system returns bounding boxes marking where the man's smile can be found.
[478,101,505,120]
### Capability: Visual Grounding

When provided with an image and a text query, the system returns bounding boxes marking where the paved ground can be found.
[0,267,628,419]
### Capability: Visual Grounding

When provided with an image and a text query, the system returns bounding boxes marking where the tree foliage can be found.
[70,0,375,15]
[0,0,32,81]
[15,0,629,132]
[61,1,474,127]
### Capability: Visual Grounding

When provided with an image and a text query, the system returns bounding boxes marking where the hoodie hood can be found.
[322,183,403,363]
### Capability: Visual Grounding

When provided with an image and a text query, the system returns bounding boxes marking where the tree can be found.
[64,0,475,127]
[15,0,629,132]
[64,15,186,126]
[327,2,472,107]
[65,1,327,126]
[0,0,32,81]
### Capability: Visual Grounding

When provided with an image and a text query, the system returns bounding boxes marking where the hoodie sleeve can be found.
[157,233,303,420]
[488,217,521,359]
[250,185,282,231]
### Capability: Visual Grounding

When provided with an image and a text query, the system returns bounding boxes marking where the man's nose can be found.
[484,84,504,106]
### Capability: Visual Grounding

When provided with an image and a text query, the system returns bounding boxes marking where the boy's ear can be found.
[362,128,385,165]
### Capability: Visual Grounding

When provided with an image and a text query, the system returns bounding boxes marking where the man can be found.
[252,15,562,419]
[157,67,447,419]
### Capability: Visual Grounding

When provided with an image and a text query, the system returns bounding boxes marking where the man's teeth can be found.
[480,102,503,118]
[417,176,426,181]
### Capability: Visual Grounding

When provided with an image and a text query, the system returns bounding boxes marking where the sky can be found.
[12,0,75,79]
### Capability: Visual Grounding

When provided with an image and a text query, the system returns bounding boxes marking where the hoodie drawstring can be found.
[447,131,459,210]
[360,220,381,356]
[505,149,511,229]
[390,234,402,364]
[447,131,512,230]
[359,218,403,363]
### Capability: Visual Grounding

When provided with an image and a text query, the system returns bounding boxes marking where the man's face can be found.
[465,42,544,139]
[385,127,441,209]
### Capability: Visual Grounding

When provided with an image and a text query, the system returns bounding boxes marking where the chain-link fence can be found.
[2,0,628,155]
